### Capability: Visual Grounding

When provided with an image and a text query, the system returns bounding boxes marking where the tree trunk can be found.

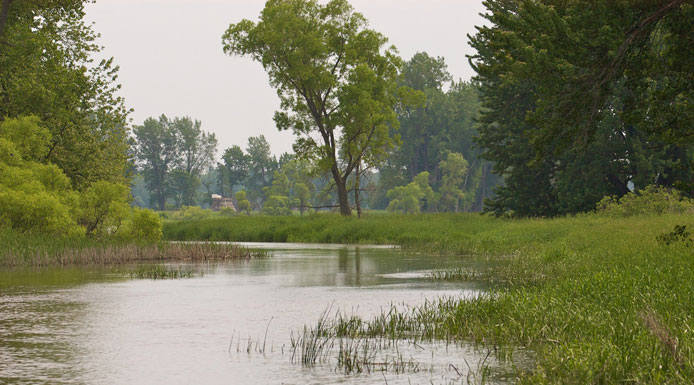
[607,174,631,196]
[158,194,166,211]
[332,164,352,216]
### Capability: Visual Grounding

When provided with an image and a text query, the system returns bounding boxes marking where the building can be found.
[211,194,236,212]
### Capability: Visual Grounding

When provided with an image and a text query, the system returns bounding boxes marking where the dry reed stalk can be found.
[2,242,263,268]
[640,307,684,369]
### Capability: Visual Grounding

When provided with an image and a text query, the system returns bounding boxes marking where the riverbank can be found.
[0,230,264,268]
[164,213,694,383]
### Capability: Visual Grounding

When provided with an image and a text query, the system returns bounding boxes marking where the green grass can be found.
[165,212,694,383]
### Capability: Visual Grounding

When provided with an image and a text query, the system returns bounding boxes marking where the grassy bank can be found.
[0,230,265,268]
[165,213,694,383]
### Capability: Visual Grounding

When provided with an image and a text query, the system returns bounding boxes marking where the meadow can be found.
[164,212,694,383]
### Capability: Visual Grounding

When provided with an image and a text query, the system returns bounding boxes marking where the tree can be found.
[175,117,217,175]
[377,53,499,212]
[133,115,217,210]
[133,116,180,211]
[0,0,131,188]
[223,0,404,216]
[469,0,694,217]
[220,145,250,193]
[439,153,468,213]
[245,135,276,207]
[385,171,434,214]
[235,190,252,215]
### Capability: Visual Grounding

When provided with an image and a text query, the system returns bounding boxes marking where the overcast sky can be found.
[85,0,487,157]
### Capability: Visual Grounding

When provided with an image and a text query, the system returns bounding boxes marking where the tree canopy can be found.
[223,0,406,215]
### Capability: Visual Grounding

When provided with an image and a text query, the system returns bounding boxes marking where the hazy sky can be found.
[85,0,487,157]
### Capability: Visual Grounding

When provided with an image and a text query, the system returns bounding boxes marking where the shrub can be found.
[220,207,236,217]
[236,190,252,215]
[596,185,694,217]
[262,195,291,216]
[177,205,213,221]
[120,207,163,242]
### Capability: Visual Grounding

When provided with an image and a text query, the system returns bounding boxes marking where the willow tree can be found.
[223,0,403,215]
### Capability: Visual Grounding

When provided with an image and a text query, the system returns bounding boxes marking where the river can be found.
[0,243,520,384]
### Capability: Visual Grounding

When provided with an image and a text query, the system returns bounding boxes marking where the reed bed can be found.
[0,231,266,268]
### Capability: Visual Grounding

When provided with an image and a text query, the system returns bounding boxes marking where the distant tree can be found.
[133,115,217,210]
[223,0,406,216]
[220,145,250,194]
[385,171,434,214]
[235,190,252,215]
[133,116,180,211]
[175,117,217,175]
[438,153,468,213]
[245,135,275,207]
[168,169,199,207]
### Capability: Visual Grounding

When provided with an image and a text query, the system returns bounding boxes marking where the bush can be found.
[177,205,213,221]
[120,207,163,242]
[78,181,131,237]
[220,207,236,217]
[262,195,291,216]
[596,185,694,217]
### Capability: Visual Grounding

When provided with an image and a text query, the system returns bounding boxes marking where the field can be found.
[164,212,694,383]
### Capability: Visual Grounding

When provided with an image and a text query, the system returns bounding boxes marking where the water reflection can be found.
[0,244,508,385]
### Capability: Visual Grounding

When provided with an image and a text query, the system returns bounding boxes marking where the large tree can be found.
[133,115,217,210]
[470,0,694,217]
[0,0,130,188]
[223,0,403,215]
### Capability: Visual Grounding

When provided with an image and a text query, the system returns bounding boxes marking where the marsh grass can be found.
[0,230,267,268]
[178,213,694,383]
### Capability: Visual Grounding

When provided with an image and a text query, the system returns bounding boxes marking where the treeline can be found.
[130,53,499,215]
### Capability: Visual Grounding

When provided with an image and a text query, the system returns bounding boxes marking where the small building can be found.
[211,194,236,211]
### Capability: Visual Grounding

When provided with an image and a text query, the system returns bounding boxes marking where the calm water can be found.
[0,243,520,384]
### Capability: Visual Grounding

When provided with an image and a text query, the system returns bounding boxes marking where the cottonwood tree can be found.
[223,0,405,215]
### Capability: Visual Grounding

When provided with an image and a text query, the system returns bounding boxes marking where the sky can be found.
[85,0,487,157]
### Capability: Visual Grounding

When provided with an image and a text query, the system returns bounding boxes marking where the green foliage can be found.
[120,207,163,243]
[0,117,163,240]
[133,115,217,210]
[78,181,130,237]
[657,225,692,247]
[223,0,405,215]
[438,153,468,212]
[470,0,694,217]
[0,1,131,188]
[220,207,236,217]
[262,195,291,216]
[385,172,433,214]
[375,53,498,212]
[0,117,83,236]
[235,190,252,215]
[175,206,213,221]
[596,186,694,218]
